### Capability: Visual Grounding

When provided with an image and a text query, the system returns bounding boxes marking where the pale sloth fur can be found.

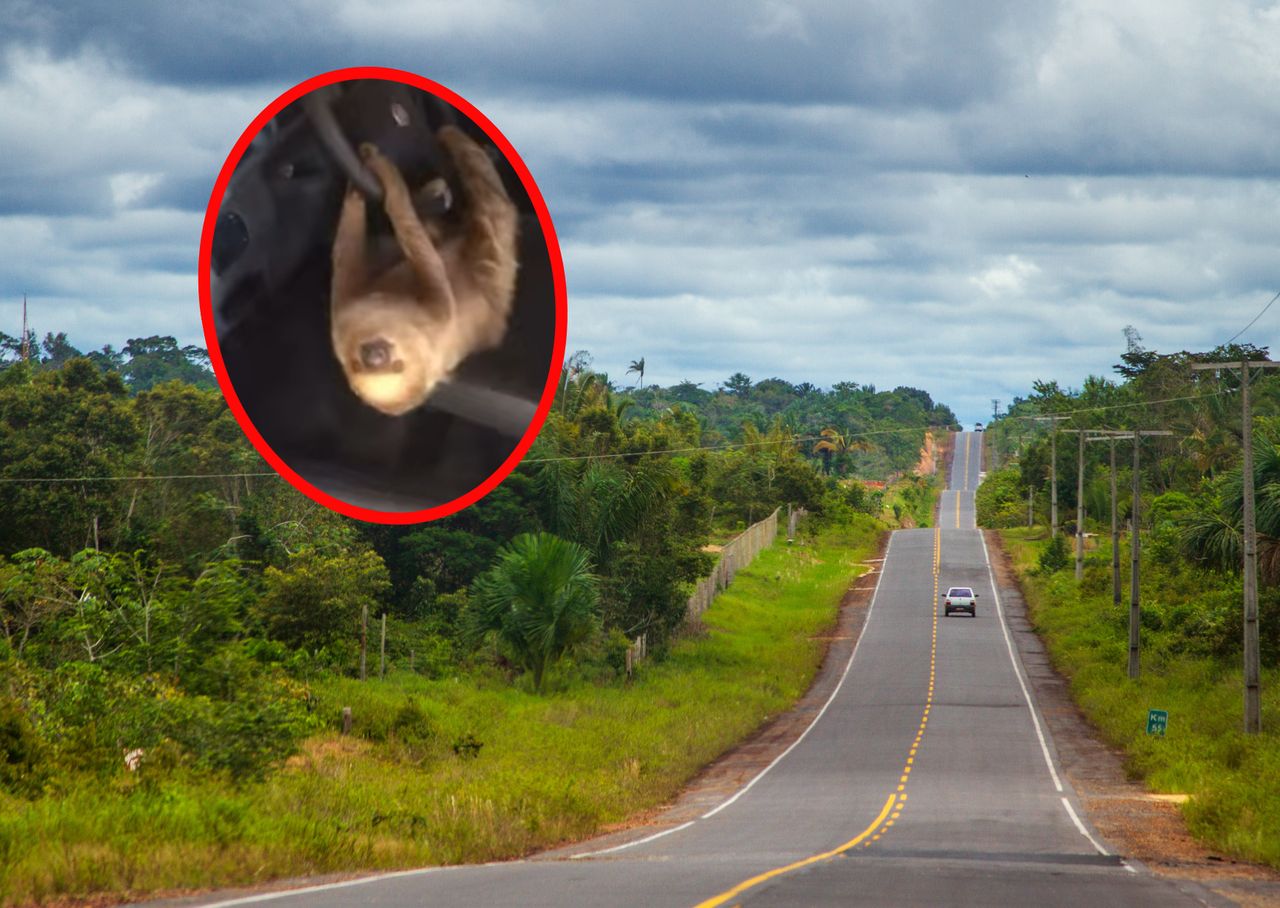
[330,127,519,416]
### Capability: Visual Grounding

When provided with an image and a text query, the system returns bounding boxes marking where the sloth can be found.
[330,127,518,417]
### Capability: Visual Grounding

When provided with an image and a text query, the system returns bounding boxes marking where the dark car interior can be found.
[209,79,554,513]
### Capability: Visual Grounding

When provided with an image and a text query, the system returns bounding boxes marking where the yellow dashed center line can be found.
[691,792,898,908]
[694,527,944,906]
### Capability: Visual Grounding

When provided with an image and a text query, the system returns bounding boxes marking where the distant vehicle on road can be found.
[943,586,977,617]
[975,422,984,431]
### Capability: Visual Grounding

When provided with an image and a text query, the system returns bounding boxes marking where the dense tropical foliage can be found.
[0,329,950,799]
[981,330,1280,554]
[979,332,1280,670]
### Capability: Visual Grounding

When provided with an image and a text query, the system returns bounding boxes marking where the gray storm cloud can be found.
[0,0,1277,425]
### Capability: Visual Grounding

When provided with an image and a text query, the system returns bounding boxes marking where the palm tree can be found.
[468,533,600,692]
[627,357,645,389]
[1179,435,1280,583]
[563,371,601,419]
[560,350,592,414]
[812,427,875,475]
[535,459,670,568]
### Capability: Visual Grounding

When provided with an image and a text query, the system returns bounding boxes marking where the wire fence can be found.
[685,507,781,623]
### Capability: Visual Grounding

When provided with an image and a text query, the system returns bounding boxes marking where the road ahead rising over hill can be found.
[171,433,1219,908]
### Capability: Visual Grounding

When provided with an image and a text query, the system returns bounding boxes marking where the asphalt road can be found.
[168,432,1223,908]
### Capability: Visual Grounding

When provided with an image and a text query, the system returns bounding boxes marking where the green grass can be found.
[1000,528,1280,868]
[0,517,880,906]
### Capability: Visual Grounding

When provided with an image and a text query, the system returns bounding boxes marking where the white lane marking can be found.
[979,533,1113,857]
[191,865,455,906]
[978,532,1063,792]
[573,532,899,858]
[192,535,900,893]
[572,821,696,859]
[700,531,897,819]
[1061,797,1110,856]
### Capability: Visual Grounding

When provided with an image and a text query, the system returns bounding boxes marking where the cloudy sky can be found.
[2,0,1278,426]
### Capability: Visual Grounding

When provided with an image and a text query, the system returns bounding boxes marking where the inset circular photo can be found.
[200,67,565,522]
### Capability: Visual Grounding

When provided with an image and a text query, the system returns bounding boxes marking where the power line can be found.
[528,387,1235,465]
[998,386,1235,426]
[1225,288,1280,346]
[522,425,934,464]
[0,387,1239,479]
[0,471,280,485]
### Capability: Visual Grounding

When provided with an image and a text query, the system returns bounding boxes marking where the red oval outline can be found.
[198,67,566,525]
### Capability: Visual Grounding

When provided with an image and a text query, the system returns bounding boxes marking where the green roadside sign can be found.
[1147,709,1168,736]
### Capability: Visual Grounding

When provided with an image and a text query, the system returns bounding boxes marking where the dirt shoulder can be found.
[985,530,1280,907]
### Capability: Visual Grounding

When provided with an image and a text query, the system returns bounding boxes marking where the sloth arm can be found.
[360,144,458,322]
[436,126,518,315]
[331,188,368,311]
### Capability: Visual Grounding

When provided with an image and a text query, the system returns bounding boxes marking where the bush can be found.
[819,481,879,525]
[381,614,454,678]
[0,697,47,796]
[390,698,437,745]
[165,694,314,780]
[557,627,633,687]
[186,645,265,700]
[976,465,1026,528]
[35,662,314,781]
[1037,535,1071,574]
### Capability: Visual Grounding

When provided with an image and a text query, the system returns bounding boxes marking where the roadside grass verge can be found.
[883,474,940,529]
[999,528,1280,869]
[0,517,880,906]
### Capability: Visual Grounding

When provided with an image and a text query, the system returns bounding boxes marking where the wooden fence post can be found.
[359,603,368,681]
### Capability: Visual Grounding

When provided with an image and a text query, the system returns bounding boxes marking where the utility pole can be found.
[1130,434,1141,681]
[1110,438,1120,605]
[991,400,1001,470]
[1061,429,1092,581]
[1192,360,1280,733]
[1086,434,1124,605]
[1080,427,1141,604]
[1052,430,1058,536]
[1078,430,1085,581]
[1079,429,1173,678]
[1033,416,1069,535]
[1122,430,1173,679]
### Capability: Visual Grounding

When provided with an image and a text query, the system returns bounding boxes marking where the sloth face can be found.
[332,294,446,417]
[359,338,396,371]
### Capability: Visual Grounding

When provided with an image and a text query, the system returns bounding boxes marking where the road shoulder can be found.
[985,529,1280,907]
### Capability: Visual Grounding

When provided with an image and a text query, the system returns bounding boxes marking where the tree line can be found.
[976,328,1280,664]
[567,352,958,479]
[1,330,948,789]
